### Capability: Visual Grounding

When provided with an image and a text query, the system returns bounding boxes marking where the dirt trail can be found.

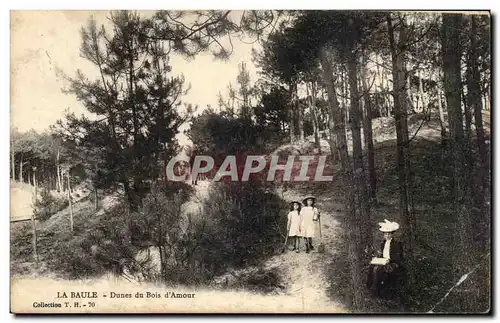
[179,180,347,312]
[194,179,347,312]
[261,188,347,312]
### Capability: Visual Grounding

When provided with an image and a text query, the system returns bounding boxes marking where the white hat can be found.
[378,219,400,232]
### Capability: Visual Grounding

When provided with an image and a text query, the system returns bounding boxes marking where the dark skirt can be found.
[366,264,406,300]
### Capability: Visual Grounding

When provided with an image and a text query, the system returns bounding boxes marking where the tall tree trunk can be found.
[469,14,490,247]
[378,55,390,117]
[437,82,447,141]
[312,81,323,136]
[360,53,377,203]
[485,89,490,110]
[418,69,426,114]
[32,168,37,195]
[462,86,472,142]
[343,66,350,127]
[307,81,321,150]
[346,39,373,252]
[387,13,416,289]
[289,83,296,144]
[56,148,61,192]
[297,83,305,142]
[320,46,363,310]
[340,65,346,119]
[19,153,23,183]
[31,169,39,265]
[406,67,413,112]
[67,172,74,231]
[442,13,473,277]
[403,64,418,237]
[469,15,489,192]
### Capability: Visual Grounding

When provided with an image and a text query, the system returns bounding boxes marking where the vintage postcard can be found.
[10,9,491,314]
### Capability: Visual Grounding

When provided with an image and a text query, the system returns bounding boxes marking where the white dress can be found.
[299,206,319,238]
[287,210,302,237]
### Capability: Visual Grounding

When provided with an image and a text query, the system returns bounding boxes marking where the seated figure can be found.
[367,219,406,300]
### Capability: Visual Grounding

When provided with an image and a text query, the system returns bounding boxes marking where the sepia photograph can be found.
[9,8,491,314]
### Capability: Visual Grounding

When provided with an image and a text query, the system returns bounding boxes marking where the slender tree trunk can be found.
[403,64,418,237]
[437,83,447,140]
[469,14,490,246]
[340,65,346,119]
[289,83,296,144]
[462,86,472,142]
[67,172,74,231]
[442,13,473,277]
[469,15,489,190]
[56,148,61,192]
[484,94,488,111]
[387,13,416,289]
[313,82,323,135]
[378,56,390,117]
[346,41,373,252]
[320,46,363,310]
[360,53,377,203]
[19,154,23,183]
[406,68,413,113]
[31,169,39,266]
[297,83,305,142]
[307,81,321,150]
[418,69,426,114]
[343,66,350,127]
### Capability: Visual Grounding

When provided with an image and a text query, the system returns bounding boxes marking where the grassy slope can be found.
[291,116,491,313]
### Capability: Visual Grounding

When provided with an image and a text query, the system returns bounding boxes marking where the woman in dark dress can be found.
[366,219,406,300]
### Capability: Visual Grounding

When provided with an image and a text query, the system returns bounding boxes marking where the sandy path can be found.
[262,188,346,312]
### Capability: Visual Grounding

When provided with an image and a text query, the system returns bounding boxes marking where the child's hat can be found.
[302,195,316,204]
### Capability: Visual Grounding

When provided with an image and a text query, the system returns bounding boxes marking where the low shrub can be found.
[192,181,288,279]
[34,186,69,221]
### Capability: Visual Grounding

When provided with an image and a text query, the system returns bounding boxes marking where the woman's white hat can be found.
[378,219,400,232]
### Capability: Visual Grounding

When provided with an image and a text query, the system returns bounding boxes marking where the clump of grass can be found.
[231,266,286,295]
[34,186,69,221]
[193,181,288,279]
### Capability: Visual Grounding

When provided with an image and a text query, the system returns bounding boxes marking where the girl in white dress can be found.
[300,195,320,253]
[287,201,302,253]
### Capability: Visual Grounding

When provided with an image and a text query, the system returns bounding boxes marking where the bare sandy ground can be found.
[10,181,34,221]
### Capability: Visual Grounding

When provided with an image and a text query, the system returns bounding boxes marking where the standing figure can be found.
[287,201,302,253]
[366,219,406,300]
[300,195,320,253]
